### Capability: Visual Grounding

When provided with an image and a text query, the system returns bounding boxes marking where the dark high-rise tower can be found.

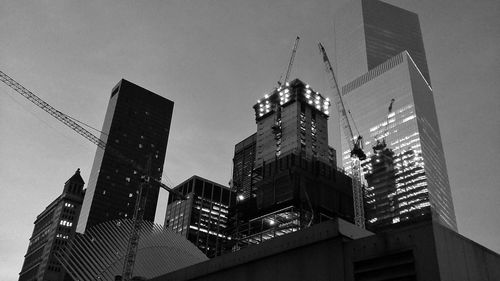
[19,169,85,281]
[334,0,456,230]
[232,133,256,200]
[77,79,174,233]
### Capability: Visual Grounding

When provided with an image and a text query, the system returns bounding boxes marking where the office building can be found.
[340,52,456,230]
[228,79,355,249]
[165,176,235,258]
[19,169,85,281]
[334,0,456,230]
[151,219,500,281]
[77,79,174,233]
[334,0,431,87]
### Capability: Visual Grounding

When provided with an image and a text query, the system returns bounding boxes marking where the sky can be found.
[0,0,499,279]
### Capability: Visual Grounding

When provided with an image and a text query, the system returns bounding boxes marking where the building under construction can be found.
[228,79,355,250]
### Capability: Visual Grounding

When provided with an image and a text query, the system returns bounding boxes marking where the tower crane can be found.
[273,36,301,148]
[0,70,184,281]
[278,36,300,87]
[318,43,366,228]
[373,98,395,151]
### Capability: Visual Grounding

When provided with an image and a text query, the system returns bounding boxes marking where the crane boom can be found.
[318,43,366,228]
[317,43,355,148]
[0,70,183,280]
[0,71,107,149]
[283,36,300,85]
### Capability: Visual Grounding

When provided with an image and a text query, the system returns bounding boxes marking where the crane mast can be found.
[0,70,183,280]
[318,43,366,228]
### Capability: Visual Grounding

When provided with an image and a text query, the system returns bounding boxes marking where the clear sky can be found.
[1,0,498,279]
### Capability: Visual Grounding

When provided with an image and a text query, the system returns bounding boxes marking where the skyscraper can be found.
[229,79,355,249]
[334,0,431,87]
[19,169,85,281]
[77,79,174,233]
[334,0,456,230]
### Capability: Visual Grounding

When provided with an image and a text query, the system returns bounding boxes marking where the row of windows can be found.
[59,220,73,227]
[64,202,75,208]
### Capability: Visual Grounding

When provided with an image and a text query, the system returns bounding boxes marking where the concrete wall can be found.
[150,220,499,281]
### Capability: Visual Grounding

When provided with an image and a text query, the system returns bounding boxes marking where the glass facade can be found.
[362,0,430,85]
[77,79,174,233]
[334,0,430,86]
[340,53,456,230]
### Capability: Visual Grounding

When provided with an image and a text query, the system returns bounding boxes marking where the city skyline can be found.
[0,0,499,280]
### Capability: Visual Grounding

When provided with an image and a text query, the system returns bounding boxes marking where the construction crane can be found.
[318,43,366,228]
[278,36,300,87]
[0,70,184,281]
[373,98,395,151]
[273,36,301,151]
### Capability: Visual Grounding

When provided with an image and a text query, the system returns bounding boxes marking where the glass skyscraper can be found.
[334,0,456,230]
[334,0,430,87]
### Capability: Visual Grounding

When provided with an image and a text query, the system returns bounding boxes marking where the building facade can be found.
[340,52,456,230]
[77,79,174,233]
[232,133,256,200]
[253,79,331,168]
[151,219,500,281]
[19,169,85,281]
[164,176,235,258]
[334,0,456,230]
